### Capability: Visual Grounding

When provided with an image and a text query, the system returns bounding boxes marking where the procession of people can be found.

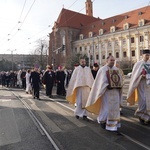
[0,49,150,134]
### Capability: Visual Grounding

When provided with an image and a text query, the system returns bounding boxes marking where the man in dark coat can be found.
[30,67,41,100]
[91,63,99,79]
[56,66,66,96]
[43,65,55,98]
[21,69,26,89]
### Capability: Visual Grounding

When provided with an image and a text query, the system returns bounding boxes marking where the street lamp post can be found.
[7,49,16,71]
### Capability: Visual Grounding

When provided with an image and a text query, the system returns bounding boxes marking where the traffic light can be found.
[62,44,65,51]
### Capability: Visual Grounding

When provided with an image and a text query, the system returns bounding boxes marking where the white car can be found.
[127,72,132,78]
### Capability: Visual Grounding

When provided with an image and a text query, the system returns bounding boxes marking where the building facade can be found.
[49,0,150,68]
[0,54,48,70]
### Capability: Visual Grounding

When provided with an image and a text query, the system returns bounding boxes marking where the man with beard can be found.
[66,57,94,121]
[86,55,123,133]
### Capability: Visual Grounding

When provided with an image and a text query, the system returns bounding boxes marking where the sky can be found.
[0,0,150,55]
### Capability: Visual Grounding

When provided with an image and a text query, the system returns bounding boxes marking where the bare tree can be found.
[30,39,48,70]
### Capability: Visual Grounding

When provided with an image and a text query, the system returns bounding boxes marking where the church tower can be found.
[85,0,93,17]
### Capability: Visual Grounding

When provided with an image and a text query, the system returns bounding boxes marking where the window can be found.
[138,12,142,15]
[96,55,99,60]
[108,41,111,47]
[132,51,135,56]
[110,26,115,33]
[124,15,128,19]
[99,29,103,35]
[123,23,129,30]
[140,35,144,42]
[131,37,134,43]
[80,47,82,51]
[112,19,116,23]
[139,21,143,27]
[75,47,77,52]
[102,22,105,26]
[92,25,95,28]
[90,55,93,60]
[124,25,128,30]
[111,28,114,33]
[116,52,119,58]
[138,19,145,27]
[122,39,126,45]
[89,32,93,37]
[115,40,119,46]
[79,34,83,40]
[95,44,98,49]
[102,55,105,59]
[123,52,127,57]
[102,43,105,48]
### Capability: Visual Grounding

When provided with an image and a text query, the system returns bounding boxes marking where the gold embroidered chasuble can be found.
[85,65,123,115]
[127,60,150,116]
[127,60,150,105]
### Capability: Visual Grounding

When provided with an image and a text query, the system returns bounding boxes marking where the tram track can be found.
[10,89,150,150]
[11,91,60,150]
[41,94,150,150]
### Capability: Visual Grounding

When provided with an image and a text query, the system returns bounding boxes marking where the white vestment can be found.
[127,60,150,122]
[66,65,94,117]
[17,70,22,88]
[26,72,31,92]
[86,65,123,131]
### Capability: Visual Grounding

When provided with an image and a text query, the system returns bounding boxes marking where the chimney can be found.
[85,0,93,17]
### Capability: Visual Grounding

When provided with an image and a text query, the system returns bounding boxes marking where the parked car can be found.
[127,72,132,78]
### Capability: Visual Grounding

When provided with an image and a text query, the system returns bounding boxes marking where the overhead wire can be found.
[9,0,37,40]
[9,0,82,52]
[1,0,92,53]
[0,0,36,48]
[0,0,27,45]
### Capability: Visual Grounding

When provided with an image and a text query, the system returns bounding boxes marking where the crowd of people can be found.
[66,49,150,134]
[0,49,150,134]
[0,66,72,100]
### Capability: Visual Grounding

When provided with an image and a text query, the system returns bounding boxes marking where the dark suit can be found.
[30,71,40,99]
[56,70,66,96]
[43,70,55,96]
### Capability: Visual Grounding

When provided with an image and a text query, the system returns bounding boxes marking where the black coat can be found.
[43,70,55,86]
[30,71,40,88]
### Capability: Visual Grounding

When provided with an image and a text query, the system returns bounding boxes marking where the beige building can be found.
[49,0,150,68]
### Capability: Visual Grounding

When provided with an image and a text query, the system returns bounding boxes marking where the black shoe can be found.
[33,96,35,99]
[139,118,145,125]
[120,111,123,115]
[37,98,41,100]
[49,95,53,98]
[108,130,122,135]
[76,115,79,119]
[83,116,89,122]
[100,122,106,129]
[139,118,149,125]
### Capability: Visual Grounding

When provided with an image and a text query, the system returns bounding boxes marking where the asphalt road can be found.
[0,77,150,150]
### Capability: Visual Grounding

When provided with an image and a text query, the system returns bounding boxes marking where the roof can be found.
[55,8,101,29]
[80,5,150,38]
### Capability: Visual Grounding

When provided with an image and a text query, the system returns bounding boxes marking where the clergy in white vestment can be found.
[85,56,123,132]
[66,57,94,121]
[127,49,150,125]
[25,69,32,94]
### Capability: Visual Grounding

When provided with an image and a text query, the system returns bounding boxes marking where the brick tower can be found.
[85,0,93,17]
